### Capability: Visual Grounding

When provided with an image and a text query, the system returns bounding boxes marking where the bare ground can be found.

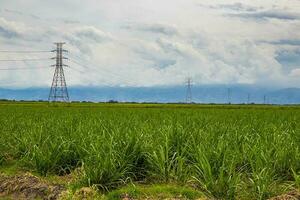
[0,172,299,200]
[0,173,65,200]
[268,190,300,200]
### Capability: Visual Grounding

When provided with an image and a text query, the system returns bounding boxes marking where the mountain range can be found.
[0,85,300,104]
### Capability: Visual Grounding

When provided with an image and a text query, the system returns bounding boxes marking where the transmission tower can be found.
[247,93,250,104]
[48,42,69,102]
[186,77,193,104]
[227,88,231,104]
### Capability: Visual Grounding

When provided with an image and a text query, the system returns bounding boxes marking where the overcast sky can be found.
[0,0,299,88]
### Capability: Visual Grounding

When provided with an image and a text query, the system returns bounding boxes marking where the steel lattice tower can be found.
[186,77,192,104]
[227,88,231,104]
[247,93,250,104]
[48,42,69,102]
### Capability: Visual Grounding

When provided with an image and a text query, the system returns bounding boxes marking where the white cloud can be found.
[290,68,300,76]
[0,17,27,38]
[123,23,179,36]
[0,0,299,88]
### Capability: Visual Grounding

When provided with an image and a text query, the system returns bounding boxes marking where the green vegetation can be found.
[106,184,204,200]
[0,102,300,199]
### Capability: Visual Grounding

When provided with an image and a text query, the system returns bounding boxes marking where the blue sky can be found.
[0,0,299,88]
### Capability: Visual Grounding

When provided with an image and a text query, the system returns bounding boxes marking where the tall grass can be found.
[0,104,299,199]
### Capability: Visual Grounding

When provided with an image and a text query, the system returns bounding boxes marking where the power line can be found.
[67,65,85,74]
[68,55,139,84]
[0,58,50,62]
[68,59,89,70]
[0,50,51,53]
[0,66,51,71]
[68,58,138,86]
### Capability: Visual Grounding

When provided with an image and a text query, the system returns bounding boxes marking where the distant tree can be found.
[108,100,118,103]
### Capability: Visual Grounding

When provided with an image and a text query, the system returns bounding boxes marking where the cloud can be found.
[63,19,80,24]
[3,9,41,20]
[123,23,178,36]
[62,26,113,56]
[0,1,299,88]
[275,48,300,68]
[133,45,177,69]
[229,10,300,21]
[289,68,300,77]
[268,39,300,46]
[73,26,112,43]
[218,3,258,12]
[198,2,259,12]
[0,17,50,43]
[197,2,300,21]
[0,18,22,38]
[156,38,183,55]
[0,25,19,38]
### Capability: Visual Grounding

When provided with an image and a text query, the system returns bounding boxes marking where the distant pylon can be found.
[186,77,192,103]
[247,93,250,104]
[48,42,69,102]
[227,88,231,104]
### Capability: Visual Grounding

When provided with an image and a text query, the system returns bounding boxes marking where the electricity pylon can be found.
[48,42,69,102]
[186,77,192,104]
[227,88,231,104]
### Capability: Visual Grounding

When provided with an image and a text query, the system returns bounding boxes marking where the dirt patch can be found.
[73,187,98,199]
[119,193,207,200]
[0,173,65,200]
[269,190,300,200]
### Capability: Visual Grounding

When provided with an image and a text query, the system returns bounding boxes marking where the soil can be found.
[268,190,300,200]
[0,172,299,200]
[0,173,65,200]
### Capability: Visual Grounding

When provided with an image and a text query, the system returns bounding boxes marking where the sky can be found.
[0,0,299,88]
